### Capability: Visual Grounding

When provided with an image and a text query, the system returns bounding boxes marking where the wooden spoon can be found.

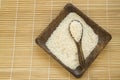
[69,20,85,68]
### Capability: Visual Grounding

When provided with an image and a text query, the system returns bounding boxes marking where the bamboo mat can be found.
[0,0,120,80]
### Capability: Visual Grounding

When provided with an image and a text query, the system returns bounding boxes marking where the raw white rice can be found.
[46,12,98,69]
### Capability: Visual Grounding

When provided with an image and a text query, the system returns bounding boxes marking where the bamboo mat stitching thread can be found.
[10,0,19,80]
[106,0,111,79]
[28,0,36,80]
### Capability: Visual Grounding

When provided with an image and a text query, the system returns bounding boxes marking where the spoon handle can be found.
[77,40,85,68]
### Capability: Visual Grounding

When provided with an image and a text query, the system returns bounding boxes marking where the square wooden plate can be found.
[35,3,112,78]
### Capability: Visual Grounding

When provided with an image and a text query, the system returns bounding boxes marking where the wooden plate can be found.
[35,3,112,78]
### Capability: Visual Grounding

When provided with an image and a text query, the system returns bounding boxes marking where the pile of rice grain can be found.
[46,12,98,69]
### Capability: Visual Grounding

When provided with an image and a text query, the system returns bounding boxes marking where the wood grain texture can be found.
[0,0,120,80]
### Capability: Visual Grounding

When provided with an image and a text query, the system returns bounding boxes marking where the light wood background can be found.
[0,0,120,80]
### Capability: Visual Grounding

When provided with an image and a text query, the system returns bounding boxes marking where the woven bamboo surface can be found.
[0,0,120,80]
